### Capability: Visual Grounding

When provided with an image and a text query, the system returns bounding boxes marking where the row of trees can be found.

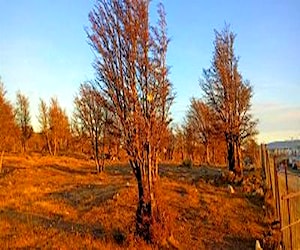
[0,81,252,168]
[3,79,218,164]
[0,82,115,165]
[0,83,70,156]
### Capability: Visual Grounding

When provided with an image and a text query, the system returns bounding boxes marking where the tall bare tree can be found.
[200,26,257,175]
[74,82,108,172]
[15,91,33,153]
[88,0,173,241]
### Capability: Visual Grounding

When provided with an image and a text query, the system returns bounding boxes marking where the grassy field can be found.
[0,155,268,249]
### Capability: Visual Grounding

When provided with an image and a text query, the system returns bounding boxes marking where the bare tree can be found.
[186,98,219,165]
[74,82,108,172]
[38,99,52,155]
[38,98,70,156]
[173,125,185,161]
[0,80,18,170]
[162,128,175,161]
[183,122,197,162]
[200,26,257,175]
[48,98,70,156]
[15,91,33,153]
[243,138,259,167]
[88,0,173,241]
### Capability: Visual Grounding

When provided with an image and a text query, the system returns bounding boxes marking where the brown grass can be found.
[0,155,268,249]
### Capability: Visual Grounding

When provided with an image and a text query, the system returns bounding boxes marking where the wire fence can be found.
[261,144,300,250]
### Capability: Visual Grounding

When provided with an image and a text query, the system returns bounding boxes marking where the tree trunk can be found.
[228,139,235,172]
[235,141,243,176]
[180,148,184,161]
[101,122,106,172]
[54,135,57,156]
[95,158,101,173]
[131,159,159,242]
[135,163,150,241]
[205,143,210,165]
[212,142,216,165]
[21,138,26,154]
[227,135,243,176]
[94,138,101,173]
[46,133,52,155]
[0,151,4,173]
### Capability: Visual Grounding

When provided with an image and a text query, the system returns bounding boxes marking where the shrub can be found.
[181,158,193,168]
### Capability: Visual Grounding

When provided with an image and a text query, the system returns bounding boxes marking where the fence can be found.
[261,144,300,249]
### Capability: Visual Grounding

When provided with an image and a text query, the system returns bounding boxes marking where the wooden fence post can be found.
[284,163,293,250]
[261,144,268,188]
[265,151,273,196]
[273,155,283,249]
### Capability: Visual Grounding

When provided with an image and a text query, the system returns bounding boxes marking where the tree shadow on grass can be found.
[0,207,105,239]
[159,164,223,186]
[46,184,121,213]
[0,207,132,248]
[105,164,132,180]
[43,164,96,176]
[222,235,257,250]
[0,165,25,179]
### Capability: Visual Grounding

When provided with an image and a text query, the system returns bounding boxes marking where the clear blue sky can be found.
[0,0,299,143]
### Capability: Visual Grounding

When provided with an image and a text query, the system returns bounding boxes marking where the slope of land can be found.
[0,155,268,249]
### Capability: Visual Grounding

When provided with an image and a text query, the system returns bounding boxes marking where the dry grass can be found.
[0,155,268,249]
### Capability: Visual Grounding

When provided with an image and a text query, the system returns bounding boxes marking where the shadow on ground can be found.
[42,164,96,176]
[0,165,25,179]
[105,164,132,180]
[222,235,256,250]
[0,207,105,239]
[47,184,121,213]
[159,164,224,185]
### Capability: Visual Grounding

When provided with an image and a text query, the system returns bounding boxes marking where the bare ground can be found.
[0,155,268,249]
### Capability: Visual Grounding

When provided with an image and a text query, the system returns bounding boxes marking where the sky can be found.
[0,0,299,143]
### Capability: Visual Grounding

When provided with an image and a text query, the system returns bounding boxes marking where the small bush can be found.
[112,228,126,245]
[181,158,193,168]
[149,184,175,246]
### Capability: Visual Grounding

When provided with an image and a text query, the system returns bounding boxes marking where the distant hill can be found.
[267,139,300,150]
